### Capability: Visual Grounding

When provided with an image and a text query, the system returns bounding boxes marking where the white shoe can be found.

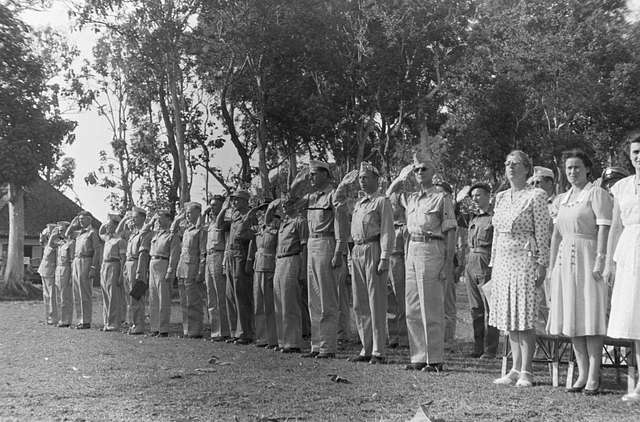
[515,371,534,388]
[493,369,520,385]
[622,392,640,402]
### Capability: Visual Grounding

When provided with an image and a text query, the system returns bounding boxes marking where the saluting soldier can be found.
[248,207,280,349]
[98,214,127,332]
[204,195,233,341]
[66,211,101,329]
[292,160,348,359]
[174,202,207,338]
[117,206,152,335]
[52,221,74,327]
[146,210,181,337]
[340,162,394,364]
[271,194,308,353]
[216,191,258,345]
[387,154,457,372]
[38,224,58,325]
[387,192,407,348]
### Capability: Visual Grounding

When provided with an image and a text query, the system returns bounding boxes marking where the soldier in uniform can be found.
[271,195,308,353]
[340,162,394,364]
[174,202,207,338]
[66,211,101,329]
[216,191,258,345]
[204,195,233,341]
[292,160,348,359]
[146,210,180,337]
[117,206,152,335]
[38,224,58,325]
[98,214,127,331]
[387,156,457,371]
[51,221,74,327]
[248,208,279,349]
[464,183,499,358]
[387,192,407,348]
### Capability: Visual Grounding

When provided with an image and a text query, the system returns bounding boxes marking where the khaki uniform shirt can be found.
[206,221,226,253]
[37,243,57,278]
[277,216,308,257]
[227,210,257,260]
[404,188,457,238]
[304,185,348,253]
[350,193,395,260]
[56,239,75,268]
[177,224,206,279]
[103,237,126,261]
[249,226,279,272]
[150,228,181,278]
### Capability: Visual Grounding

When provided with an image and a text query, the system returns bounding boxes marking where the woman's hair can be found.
[561,148,593,175]
[624,129,640,148]
[506,150,533,178]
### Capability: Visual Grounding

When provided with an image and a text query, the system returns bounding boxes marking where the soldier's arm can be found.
[166,234,181,280]
[90,230,102,270]
[378,197,395,261]
[331,192,348,257]
[198,228,207,281]
[135,232,152,282]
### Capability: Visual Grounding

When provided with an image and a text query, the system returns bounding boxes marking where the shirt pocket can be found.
[421,207,441,231]
[361,209,380,234]
[477,224,493,246]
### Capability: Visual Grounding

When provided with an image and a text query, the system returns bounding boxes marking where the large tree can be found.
[0,4,76,295]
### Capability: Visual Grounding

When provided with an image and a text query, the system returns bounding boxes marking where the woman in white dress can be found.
[604,132,640,402]
[547,149,612,395]
[490,150,551,387]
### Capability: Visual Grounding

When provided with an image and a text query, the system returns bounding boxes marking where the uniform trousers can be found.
[205,251,232,338]
[227,255,253,340]
[337,257,351,341]
[72,257,93,324]
[351,242,387,357]
[149,259,171,333]
[41,275,58,324]
[405,240,445,364]
[178,274,204,336]
[307,238,341,354]
[465,252,499,355]
[55,265,73,325]
[254,271,277,346]
[443,270,457,343]
[100,262,122,329]
[124,260,145,333]
[273,255,303,348]
[387,253,407,346]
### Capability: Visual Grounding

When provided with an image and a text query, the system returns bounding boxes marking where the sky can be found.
[19,0,640,218]
[20,1,240,219]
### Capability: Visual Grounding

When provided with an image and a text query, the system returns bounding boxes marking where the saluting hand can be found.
[377,258,388,274]
[340,169,359,187]
[398,164,414,181]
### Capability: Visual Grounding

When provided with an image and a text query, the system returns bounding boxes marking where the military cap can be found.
[468,182,492,196]
[185,201,202,210]
[309,160,331,172]
[156,209,172,218]
[230,190,250,201]
[78,210,91,217]
[359,161,379,177]
[210,194,225,202]
[107,213,122,223]
[56,221,70,228]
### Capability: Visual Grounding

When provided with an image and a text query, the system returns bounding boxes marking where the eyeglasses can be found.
[413,167,427,173]
[504,160,523,167]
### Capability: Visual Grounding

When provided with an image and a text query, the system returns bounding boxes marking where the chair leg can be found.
[628,366,636,395]
[566,361,575,389]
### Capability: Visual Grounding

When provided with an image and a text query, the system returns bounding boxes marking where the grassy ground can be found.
[0,286,639,421]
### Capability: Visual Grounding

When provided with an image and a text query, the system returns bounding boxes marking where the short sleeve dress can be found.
[489,187,551,331]
[547,183,612,337]
[607,176,640,340]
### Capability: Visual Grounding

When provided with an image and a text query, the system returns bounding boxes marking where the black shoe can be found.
[315,352,335,359]
[150,331,160,337]
[225,337,238,343]
[57,322,70,328]
[565,384,586,393]
[405,362,427,371]
[369,356,387,365]
[301,351,319,358]
[128,330,144,335]
[158,332,168,338]
[347,355,371,363]
[422,363,444,373]
[234,338,252,345]
[211,336,230,342]
[479,353,496,360]
[76,323,91,329]
[186,334,203,339]
[281,347,301,354]
[388,342,399,349]
[584,387,600,396]
[255,343,268,348]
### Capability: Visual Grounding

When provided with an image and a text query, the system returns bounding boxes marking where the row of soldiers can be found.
[36,157,512,369]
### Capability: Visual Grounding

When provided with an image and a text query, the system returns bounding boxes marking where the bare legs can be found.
[572,335,603,389]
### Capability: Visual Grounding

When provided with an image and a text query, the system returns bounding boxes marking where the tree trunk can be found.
[2,183,33,297]
[168,69,190,206]
[287,147,297,189]
[158,86,181,211]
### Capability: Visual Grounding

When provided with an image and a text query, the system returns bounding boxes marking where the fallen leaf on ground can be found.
[71,367,78,371]
[327,374,351,384]
[194,367,217,373]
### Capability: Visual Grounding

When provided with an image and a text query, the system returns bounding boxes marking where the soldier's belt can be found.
[277,251,301,259]
[353,235,380,245]
[207,248,225,254]
[151,255,169,260]
[390,251,404,256]
[410,234,444,243]
[309,232,334,239]
[126,256,138,261]
[75,253,93,258]
[470,247,490,254]
[103,258,121,263]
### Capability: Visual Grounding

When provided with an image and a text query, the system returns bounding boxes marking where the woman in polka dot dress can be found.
[490,150,551,388]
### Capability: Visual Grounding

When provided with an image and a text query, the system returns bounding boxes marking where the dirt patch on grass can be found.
[0,290,638,421]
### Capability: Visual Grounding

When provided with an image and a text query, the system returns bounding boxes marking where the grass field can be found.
[0,287,639,421]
